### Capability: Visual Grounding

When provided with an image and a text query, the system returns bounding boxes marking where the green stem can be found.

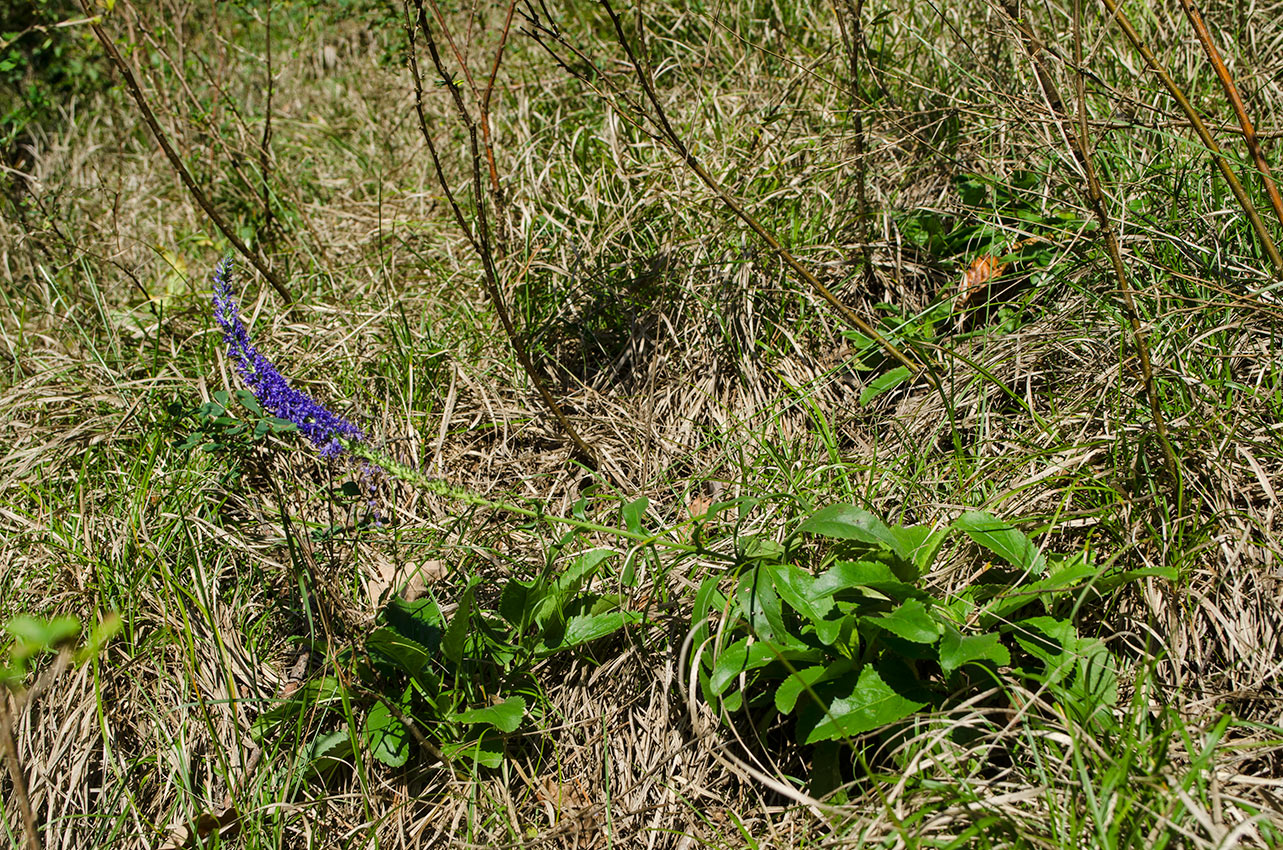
[343,440,727,560]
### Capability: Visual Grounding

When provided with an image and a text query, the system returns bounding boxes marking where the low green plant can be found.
[253,531,648,778]
[690,503,1171,795]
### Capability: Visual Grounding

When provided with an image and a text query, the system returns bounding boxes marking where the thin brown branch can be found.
[597,0,930,384]
[1000,0,1181,493]
[1177,0,1283,232]
[407,0,606,472]
[0,693,40,850]
[1098,0,1283,278]
[83,3,293,303]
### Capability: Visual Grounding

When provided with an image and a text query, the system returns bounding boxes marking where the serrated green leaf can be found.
[939,627,1010,676]
[774,659,854,715]
[305,729,354,777]
[804,666,927,744]
[766,562,833,625]
[382,597,443,654]
[859,366,913,406]
[799,506,910,561]
[363,699,410,768]
[867,599,938,644]
[955,511,1046,575]
[451,696,526,733]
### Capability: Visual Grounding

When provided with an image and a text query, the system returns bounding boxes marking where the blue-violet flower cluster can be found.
[212,257,364,458]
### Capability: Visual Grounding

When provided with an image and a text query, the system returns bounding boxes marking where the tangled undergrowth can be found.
[2,0,1283,848]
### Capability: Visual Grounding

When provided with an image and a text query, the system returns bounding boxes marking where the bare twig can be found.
[595,0,930,383]
[82,2,293,303]
[1098,0,1283,278]
[1000,0,1181,493]
[0,692,40,850]
[406,0,607,472]
[1177,0,1283,232]
[258,0,276,248]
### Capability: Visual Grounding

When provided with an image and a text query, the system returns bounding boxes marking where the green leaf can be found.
[955,511,1046,575]
[555,548,614,595]
[499,578,544,628]
[445,735,505,768]
[441,584,475,665]
[304,729,354,777]
[867,599,938,644]
[74,613,121,665]
[892,524,947,576]
[622,496,649,536]
[939,627,1010,676]
[1010,616,1077,684]
[553,610,640,650]
[363,699,410,768]
[736,565,787,641]
[859,366,913,406]
[805,666,927,744]
[235,388,262,414]
[799,506,910,561]
[383,597,444,654]
[774,659,853,715]
[7,615,80,664]
[813,560,919,601]
[710,638,779,697]
[766,562,833,626]
[451,696,526,733]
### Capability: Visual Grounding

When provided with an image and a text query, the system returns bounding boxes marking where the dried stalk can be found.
[82,2,293,303]
[1177,0,1283,231]
[1000,0,1181,492]
[406,0,606,472]
[594,0,930,384]
[1098,0,1283,278]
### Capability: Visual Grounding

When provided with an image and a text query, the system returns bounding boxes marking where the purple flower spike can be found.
[211,257,364,455]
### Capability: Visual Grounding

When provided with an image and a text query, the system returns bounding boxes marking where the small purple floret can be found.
[211,257,364,456]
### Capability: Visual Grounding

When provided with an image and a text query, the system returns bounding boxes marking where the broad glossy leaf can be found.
[805,666,927,744]
[867,599,939,644]
[939,627,1010,676]
[363,699,410,768]
[799,505,910,561]
[383,597,444,653]
[736,566,787,641]
[955,511,1045,575]
[892,523,948,576]
[366,627,435,684]
[766,562,833,625]
[451,696,526,733]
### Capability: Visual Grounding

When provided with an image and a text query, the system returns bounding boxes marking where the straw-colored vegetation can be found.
[3,0,1283,847]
